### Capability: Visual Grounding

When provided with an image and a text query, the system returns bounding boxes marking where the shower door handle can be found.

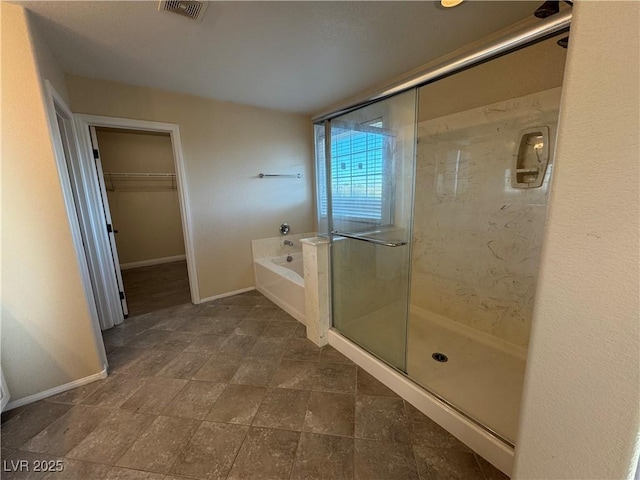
[331,231,408,247]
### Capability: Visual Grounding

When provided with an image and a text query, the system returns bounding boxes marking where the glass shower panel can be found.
[329,89,417,370]
[408,35,566,443]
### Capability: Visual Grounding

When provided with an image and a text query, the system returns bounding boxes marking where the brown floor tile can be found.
[155,331,199,351]
[292,323,307,338]
[1,401,73,449]
[102,328,132,348]
[253,388,310,431]
[290,432,355,480]
[183,334,228,355]
[1,447,15,460]
[149,315,191,332]
[81,374,143,409]
[413,445,485,480]
[105,348,146,374]
[219,335,259,356]
[320,346,354,365]
[269,361,317,390]
[261,321,297,338]
[121,261,191,317]
[245,306,279,321]
[232,294,264,307]
[313,363,357,394]
[120,377,187,414]
[156,352,210,379]
[230,357,280,386]
[354,439,419,480]
[21,405,109,456]
[116,416,200,474]
[207,317,240,336]
[217,305,253,319]
[119,314,160,334]
[125,329,172,349]
[192,355,242,383]
[104,466,165,479]
[355,396,411,444]
[162,302,201,318]
[206,385,266,425]
[66,409,155,465]
[118,349,173,376]
[40,458,112,479]
[476,455,510,480]
[273,310,297,322]
[47,381,105,405]
[405,403,470,452]
[164,381,226,420]
[356,367,399,398]
[227,427,300,480]
[233,318,268,336]
[181,316,219,335]
[197,304,229,318]
[284,339,321,362]
[170,421,248,479]
[2,291,500,480]
[304,391,355,437]
[249,337,289,358]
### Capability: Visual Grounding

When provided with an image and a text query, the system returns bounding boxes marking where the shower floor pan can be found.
[340,302,526,443]
[407,305,526,443]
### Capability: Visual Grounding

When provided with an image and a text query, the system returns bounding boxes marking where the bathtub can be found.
[254,252,306,324]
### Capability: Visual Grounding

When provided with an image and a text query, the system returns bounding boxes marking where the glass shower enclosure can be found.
[320,90,417,370]
[314,34,566,445]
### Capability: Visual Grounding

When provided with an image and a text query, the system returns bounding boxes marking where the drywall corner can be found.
[513,1,640,479]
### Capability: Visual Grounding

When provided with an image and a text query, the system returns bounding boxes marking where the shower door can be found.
[327,90,417,370]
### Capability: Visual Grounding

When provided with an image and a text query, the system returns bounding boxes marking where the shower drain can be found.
[432,352,448,363]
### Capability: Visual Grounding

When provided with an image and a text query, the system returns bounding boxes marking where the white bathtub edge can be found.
[328,329,514,477]
[256,285,306,325]
[255,256,304,287]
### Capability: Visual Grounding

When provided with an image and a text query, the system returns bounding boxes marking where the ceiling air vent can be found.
[159,0,208,22]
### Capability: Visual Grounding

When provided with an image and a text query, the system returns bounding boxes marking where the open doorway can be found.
[93,127,191,317]
[70,114,199,338]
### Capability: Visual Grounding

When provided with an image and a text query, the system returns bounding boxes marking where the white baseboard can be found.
[120,254,186,270]
[4,368,108,411]
[328,329,514,477]
[198,286,255,304]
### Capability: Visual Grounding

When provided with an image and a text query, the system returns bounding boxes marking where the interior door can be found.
[328,89,417,370]
[89,126,129,318]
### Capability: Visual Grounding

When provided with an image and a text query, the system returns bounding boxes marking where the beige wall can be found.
[1,4,104,402]
[96,129,185,265]
[514,1,640,478]
[418,35,566,122]
[67,75,314,300]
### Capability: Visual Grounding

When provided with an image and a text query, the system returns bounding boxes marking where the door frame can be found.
[43,80,108,366]
[74,114,201,306]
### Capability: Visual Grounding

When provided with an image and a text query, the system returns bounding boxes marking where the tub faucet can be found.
[283,240,294,247]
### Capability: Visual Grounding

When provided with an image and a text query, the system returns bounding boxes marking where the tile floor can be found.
[1,291,508,480]
[121,261,191,317]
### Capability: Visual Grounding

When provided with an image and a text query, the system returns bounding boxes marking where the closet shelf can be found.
[103,172,177,192]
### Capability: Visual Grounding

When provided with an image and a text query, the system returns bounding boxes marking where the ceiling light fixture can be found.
[441,0,464,8]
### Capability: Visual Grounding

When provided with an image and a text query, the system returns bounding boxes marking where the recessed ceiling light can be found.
[441,0,464,7]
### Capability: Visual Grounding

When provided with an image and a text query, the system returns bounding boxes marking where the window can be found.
[315,119,393,229]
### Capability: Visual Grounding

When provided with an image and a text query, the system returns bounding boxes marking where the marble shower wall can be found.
[411,87,562,348]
